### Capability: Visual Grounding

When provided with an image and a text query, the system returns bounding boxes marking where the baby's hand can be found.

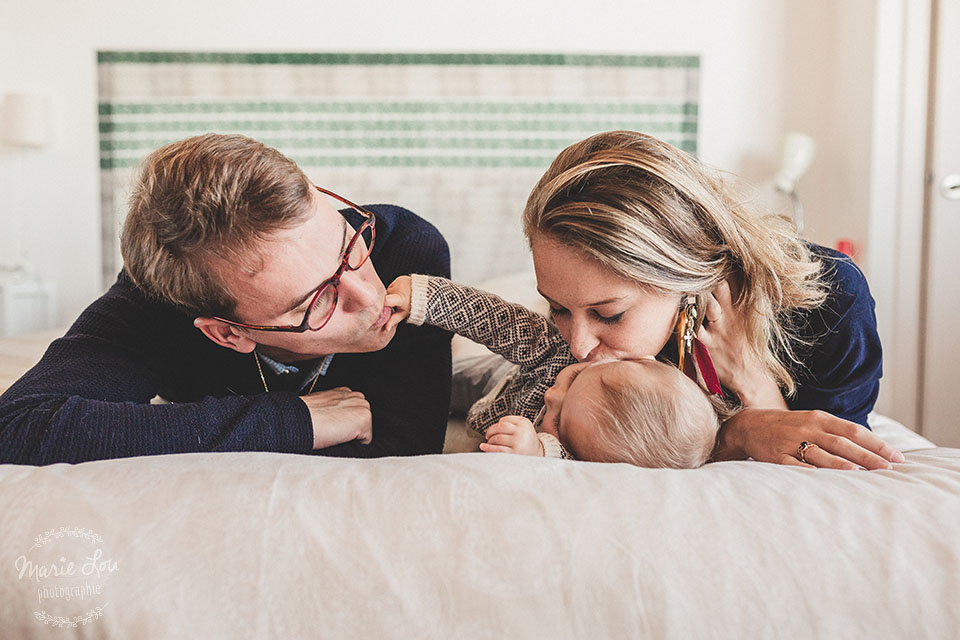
[479,416,544,456]
[384,276,413,331]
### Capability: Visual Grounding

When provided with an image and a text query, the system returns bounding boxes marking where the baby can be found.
[386,275,720,468]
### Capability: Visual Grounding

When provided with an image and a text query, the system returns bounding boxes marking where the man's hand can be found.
[384,276,412,332]
[302,387,372,449]
[479,415,544,456]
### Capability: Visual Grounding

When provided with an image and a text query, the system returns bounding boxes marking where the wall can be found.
[781,1,878,259]
[0,0,887,394]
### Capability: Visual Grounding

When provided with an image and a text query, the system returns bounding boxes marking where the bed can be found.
[1,276,959,638]
[1,416,958,638]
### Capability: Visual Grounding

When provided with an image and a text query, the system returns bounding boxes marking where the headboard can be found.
[98,52,699,285]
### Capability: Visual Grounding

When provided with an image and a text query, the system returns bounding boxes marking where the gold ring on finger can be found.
[797,441,819,464]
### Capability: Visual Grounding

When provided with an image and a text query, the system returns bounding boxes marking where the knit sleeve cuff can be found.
[272,393,316,453]
[538,432,573,459]
[408,274,431,326]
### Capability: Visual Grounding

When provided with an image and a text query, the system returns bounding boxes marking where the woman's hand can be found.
[700,280,903,470]
[384,276,413,331]
[714,408,905,470]
[479,416,544,456]
[697,279,786,409]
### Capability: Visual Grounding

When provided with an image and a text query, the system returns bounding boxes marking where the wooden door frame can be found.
[866,0,933,431]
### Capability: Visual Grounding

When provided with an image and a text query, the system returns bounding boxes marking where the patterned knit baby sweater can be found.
[407,275,575,458]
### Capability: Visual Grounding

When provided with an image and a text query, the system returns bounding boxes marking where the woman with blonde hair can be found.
[523,130,903,469]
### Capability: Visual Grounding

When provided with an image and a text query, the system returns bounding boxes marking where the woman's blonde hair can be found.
[121,133,313,317]
[523,131,828,395]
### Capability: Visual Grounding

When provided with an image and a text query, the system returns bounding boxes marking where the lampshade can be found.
[774,132,816,194]
[1,92,51,148]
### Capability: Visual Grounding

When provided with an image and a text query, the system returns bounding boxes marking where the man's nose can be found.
[337,270,380,311]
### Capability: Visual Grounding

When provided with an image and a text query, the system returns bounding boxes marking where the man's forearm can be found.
[0,393,313,465]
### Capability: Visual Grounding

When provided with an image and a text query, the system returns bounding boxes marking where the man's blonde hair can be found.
[121,133,313,317]
[587,361,719,469]
[523,131,828,396]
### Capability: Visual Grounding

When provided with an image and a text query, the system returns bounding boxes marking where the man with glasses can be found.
[0,134,452,464]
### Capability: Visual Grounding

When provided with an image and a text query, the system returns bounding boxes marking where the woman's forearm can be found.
[712,411,751,461]
[713,372,788,461]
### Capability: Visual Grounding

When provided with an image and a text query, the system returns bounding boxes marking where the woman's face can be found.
[532,234,681,362]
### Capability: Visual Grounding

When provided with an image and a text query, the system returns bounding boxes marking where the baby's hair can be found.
[586,361,720,469]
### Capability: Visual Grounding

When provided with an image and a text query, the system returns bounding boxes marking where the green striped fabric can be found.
[98,101,698,170]
[99,101,699,115]
[97,51,699,285]
[97,51,699,67]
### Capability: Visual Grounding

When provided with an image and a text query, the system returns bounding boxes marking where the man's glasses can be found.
[212,186,376,333]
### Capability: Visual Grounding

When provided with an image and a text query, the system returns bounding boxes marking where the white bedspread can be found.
[1,419,958,639]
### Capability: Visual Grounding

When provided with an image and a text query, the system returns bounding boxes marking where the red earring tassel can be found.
[676,296,724,398]
[693,339,724,398]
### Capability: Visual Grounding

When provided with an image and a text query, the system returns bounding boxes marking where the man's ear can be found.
[193,317,258,353]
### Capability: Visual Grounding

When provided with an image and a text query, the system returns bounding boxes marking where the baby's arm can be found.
[386,275,569,368]
[479,416,573,459]
[386,275,576,437]
[479,416,544,456]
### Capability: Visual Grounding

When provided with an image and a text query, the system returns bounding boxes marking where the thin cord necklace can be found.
[254,350,323,394]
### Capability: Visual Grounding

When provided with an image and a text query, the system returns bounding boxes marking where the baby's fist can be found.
[384,276,413,331]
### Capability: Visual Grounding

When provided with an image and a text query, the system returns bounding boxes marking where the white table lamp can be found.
[0,92,58,336]
[774,132,816,234]
[1,92,52,148]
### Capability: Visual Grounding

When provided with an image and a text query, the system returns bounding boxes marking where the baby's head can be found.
[539,358,719,468]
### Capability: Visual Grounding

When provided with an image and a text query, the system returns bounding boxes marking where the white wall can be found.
[0,0,883,370]
[782,1,878,257]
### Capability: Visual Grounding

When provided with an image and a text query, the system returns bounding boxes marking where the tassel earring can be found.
[676,296,724,398]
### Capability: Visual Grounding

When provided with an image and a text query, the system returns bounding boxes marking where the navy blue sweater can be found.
[785,245,882,428]
[0,205,452,465]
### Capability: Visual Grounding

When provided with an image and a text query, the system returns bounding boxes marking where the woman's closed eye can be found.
[549,306,624,325]
[592,310,624,325]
